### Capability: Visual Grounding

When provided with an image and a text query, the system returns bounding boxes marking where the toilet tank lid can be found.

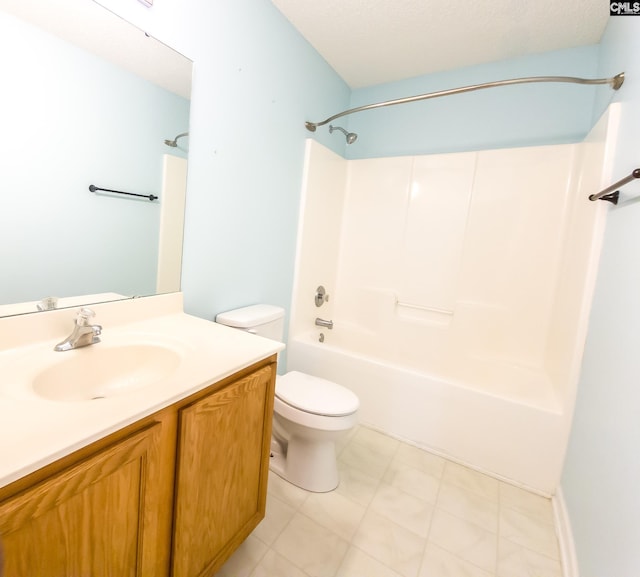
[216,304,284,328]
[276,371,359,416]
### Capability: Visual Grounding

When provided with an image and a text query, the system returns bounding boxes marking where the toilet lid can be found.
[276,371,359,417]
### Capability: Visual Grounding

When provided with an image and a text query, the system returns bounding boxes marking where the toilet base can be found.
[269,435,339,493]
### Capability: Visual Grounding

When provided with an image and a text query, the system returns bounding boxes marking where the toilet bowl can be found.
[215,304,360,492]
[270,371,359,492]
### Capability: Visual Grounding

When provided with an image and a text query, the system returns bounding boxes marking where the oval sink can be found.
[32,344,182,402]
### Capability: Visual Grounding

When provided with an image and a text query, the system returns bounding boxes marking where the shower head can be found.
[329,124,357,145]
[164,131,189,148]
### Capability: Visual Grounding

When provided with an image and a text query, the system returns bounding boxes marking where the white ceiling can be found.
[270,0,610,88]
[2,0,608,96]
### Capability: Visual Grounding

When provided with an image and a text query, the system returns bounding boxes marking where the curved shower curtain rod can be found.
[304,72,625,131]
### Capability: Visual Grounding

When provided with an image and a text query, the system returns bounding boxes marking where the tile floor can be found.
[217,426,563,577]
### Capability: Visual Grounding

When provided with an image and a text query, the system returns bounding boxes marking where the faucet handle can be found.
[37,296,59,311]
[76,307,96,326]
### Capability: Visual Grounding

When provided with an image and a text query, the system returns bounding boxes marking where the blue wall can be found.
[345,45,601,159]
[96,0,350,325]
[562,17,640,577]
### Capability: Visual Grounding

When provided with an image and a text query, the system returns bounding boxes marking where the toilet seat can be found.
[276,371,359,417]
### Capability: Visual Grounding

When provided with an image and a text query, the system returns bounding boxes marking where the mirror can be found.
[0,0,192,317]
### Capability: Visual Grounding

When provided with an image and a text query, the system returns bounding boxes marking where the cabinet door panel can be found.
[172,365,274,577]
[0,422,162,577]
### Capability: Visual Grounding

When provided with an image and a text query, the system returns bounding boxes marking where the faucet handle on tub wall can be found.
[315,286,329,307]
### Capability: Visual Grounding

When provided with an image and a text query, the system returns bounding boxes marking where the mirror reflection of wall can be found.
[0,2,191,316]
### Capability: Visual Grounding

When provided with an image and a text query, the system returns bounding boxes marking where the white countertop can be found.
[0,293,284,488]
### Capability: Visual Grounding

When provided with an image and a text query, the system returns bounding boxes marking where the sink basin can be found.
[31,344,182,402]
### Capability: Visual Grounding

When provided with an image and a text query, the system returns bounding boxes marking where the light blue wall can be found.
[561,17,640,577]
[96,0,349,327]
[345,46,601,159]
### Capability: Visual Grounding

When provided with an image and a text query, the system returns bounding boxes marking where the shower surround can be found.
[287,108,618,495]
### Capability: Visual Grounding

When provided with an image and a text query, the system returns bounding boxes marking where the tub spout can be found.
[315,317,333,329]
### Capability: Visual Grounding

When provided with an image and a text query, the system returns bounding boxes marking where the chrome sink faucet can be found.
[54,308,102,351]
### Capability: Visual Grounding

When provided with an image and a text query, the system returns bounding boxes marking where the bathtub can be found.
[287,329,570,495]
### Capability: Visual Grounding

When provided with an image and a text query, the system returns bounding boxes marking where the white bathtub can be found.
[287,329,570,495]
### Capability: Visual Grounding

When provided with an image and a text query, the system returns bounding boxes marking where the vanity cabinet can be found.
[0,416,176,577]
[172,364,275,577]
[0,356,276,577]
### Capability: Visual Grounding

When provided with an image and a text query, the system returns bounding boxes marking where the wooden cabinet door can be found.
[172,364,275,577]
[0,420,168,577]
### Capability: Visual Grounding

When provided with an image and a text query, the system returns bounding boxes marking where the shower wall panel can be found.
[544,107,615,406]
[291,138,606,410]
[289,140,347,337]
[458,145,576,366]
[398,153,475,313]
[333,144,578,403]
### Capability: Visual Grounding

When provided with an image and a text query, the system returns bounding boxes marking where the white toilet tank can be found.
[215,304,285,342]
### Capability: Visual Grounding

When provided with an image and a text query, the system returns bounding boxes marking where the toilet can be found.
[215,304,359,492]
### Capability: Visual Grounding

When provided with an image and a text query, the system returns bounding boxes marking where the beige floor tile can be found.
[370,483,434,538]
[383,460,441,504]
[336,463,381,507]
[442,462,500,503]
[300,490,367,541]
[250,549,310,577]
[352,509,427,577]
[267,470,309,509]
[393,443,446,479]
[273,512,349,577]
[339,440,394,480]
[499,482,555,524]
[253,494,297,546]
[336,425,360,456]
[499,507,559,560]
[428,508,497,573]
[217,534,268,577]
[419,543,494,577]
[436,482,499,533]
[336,546,404,577]
[497,537,563,577]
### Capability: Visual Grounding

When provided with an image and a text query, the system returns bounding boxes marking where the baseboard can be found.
[552,486,579,577]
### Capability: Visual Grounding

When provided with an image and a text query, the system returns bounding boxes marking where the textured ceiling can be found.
[270,0,609,88]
